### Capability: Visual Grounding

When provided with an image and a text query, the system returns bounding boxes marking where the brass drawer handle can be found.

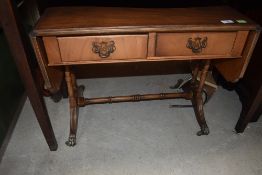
[92,41,116,58]
[186,37,208,53]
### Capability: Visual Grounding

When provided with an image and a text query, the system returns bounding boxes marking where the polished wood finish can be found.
[64,60,211,146]
[0,0,57,151]
[156,32,237,56]
[192,60,211,136]
[42,37,62,64]
[30,6,260,146]
[32,6,260,82]
[34,6,257,36]
[147,32,157,57]
[64,66,82,146]
[30,36,64,93]
[215,30,261,82]
[56,35,148,61]
[231,31,249,56]
[43,31,246,66]
[82,92,192,105]
[42,31,248,66]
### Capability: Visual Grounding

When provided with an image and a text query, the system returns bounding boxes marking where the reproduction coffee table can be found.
[30,6,260,146]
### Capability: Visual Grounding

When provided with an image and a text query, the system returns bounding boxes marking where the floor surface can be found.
[0,75,261,175]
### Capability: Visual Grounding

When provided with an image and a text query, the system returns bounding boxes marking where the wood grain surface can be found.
[57,35,148,61]
[34,6,259,36]
[156,32,237,56]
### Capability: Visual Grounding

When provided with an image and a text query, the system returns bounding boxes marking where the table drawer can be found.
[156,32,237,57]
[56,35,148,62]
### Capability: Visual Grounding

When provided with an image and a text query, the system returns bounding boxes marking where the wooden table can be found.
[30,6,260,147]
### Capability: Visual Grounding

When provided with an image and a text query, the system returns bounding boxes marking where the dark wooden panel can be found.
[0,31,24,148]
[0,0,57,151]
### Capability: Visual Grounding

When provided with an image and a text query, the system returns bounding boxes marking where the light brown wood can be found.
[42,37,62,64]
[56,35,148,62]
[156,32,237,57]
[231,31,249,56]
[147,32,156,57]
[30,35,64,93]
[215,30,261,82]
[83,92,192,105]
[33,6,260,81]
[42,31,246,66]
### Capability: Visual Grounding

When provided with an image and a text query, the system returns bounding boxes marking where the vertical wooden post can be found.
[0,0,57,150]
[235,86,262,132]
[191,60,211,136]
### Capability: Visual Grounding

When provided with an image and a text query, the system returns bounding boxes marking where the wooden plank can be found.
[156,32,237,56]
[35,6,257,32]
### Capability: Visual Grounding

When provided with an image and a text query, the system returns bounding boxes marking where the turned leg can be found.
[71,71,85,101]
[65,66,79,146]
[191,60,211,136]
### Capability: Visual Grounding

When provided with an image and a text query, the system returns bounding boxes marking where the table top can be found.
[34,6,259,36]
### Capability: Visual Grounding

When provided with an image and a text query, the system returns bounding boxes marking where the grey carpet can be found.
[0,74,261,175]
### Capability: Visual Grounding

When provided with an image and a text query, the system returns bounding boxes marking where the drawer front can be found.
[156,32,237,57]
[57,35,148,62]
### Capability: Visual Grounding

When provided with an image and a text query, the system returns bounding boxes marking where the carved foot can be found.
[196,125,210,136]
[65,135,76,147]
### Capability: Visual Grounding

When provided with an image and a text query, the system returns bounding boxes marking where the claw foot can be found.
[65,135,76,147]
[196,126,210,136]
